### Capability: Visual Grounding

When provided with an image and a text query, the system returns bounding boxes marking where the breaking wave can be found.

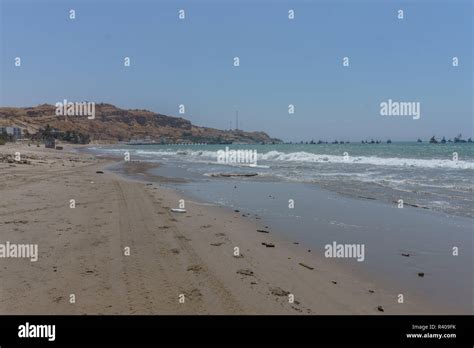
[118,149,474,170]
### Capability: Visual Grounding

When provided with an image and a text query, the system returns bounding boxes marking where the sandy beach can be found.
[0,143,434,315]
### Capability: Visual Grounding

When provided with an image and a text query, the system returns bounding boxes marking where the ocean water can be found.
[89,142,474,218]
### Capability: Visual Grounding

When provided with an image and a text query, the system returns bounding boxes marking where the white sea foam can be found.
[89,147,474,170]
[257,151,474,169]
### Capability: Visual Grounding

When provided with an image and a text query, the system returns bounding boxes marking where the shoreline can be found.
[0,143,452,314]
[95,146,472,314]
[108,157,465,315]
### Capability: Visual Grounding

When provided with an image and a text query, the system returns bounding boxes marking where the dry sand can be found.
[0,143,430,314]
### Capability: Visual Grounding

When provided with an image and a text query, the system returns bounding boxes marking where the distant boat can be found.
[387,139,392,144]
[454,134,467,143]
[429,136,438,144]
[441,137,446,144]
[417,138,422,143]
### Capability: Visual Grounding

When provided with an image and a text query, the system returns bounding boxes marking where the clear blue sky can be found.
[1,0,472,141]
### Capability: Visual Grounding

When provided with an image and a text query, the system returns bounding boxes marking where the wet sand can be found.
[0,143,433,314]
[164,177,473,314]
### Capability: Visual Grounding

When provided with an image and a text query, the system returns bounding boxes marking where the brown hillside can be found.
[0,103,281,144]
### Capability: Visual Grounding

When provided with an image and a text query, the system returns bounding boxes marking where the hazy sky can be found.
[1,0,472,141]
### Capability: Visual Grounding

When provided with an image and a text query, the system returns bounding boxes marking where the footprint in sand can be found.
[210,242,224,246]
[176,235,191,241]
[53,296,64,303]
[186,265,203,273]
[182,288,202,300]
[269,287,290,297]
[200,225,212,229]
[237,269,254,276]
[170,248,180,254]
